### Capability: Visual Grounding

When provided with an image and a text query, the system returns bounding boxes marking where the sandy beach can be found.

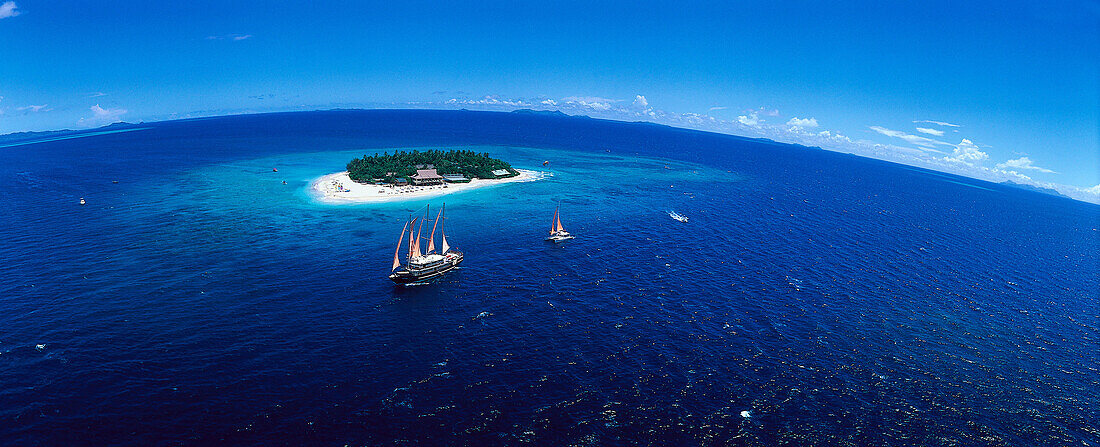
[310,169,545,204]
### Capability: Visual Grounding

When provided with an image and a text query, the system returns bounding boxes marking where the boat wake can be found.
[668,210,689,223]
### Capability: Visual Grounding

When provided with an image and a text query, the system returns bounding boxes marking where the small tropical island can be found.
[310,149,540,204]
[347,149,519,184]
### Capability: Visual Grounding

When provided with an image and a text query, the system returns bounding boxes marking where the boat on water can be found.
[669,211,688,223]
[390,204,463,284]
[546,203,575,242]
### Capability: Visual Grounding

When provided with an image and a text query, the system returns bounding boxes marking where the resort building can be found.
[442,174,468,183]
[412,169,444,185]
[491,169,510,177]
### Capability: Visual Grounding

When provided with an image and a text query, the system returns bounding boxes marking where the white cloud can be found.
[869,125,948,148]
[756,107,780,117]
[89,92,107,97]
[786,117,818,128]
[1083,184,1100,196]
[915,127,944,136]
[708,106,727,111]
[17,104,49,112]
[446,96,530,107]
[943,139,989,165]
[0,1,19,19]
[540,99,557,106]
[562,96,614,111]
[82,104,127,125]
[737,112,761,127]
[631,95,648,110]
[562,96,618,104]
[996,156,1055,173]
[207,34,252,41]
[913,119,961,128]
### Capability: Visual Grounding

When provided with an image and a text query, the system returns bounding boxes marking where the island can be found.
[310,149,541,204]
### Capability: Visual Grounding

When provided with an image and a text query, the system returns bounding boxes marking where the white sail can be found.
[392,221,408,271]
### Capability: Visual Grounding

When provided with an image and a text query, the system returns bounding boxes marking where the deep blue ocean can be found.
[1,110,1097,445]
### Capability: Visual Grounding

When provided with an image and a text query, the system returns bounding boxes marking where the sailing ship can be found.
[668,211,688,223]
[546,203,575,242]
[390,204,464,284]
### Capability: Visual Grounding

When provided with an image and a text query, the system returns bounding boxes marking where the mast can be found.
[441,203,450,254]
[428,208,441,253]
[555,207,564,233]
[392,221,409,271]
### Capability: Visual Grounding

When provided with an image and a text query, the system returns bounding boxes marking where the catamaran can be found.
[390,204,464,284]
[546,203,575,242]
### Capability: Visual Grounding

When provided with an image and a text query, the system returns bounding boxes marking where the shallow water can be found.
[1,110,1097,445]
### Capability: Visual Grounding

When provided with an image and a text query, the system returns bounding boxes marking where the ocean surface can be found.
[1,110,1097,445]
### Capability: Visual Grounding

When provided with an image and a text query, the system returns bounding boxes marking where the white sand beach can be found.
[310,169,545,204]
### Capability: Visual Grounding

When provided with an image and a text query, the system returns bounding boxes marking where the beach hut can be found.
[412,169,444,185]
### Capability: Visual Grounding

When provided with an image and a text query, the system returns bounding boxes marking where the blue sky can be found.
[2,0,1098,198]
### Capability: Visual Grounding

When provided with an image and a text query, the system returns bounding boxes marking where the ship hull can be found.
[545,232,574,242]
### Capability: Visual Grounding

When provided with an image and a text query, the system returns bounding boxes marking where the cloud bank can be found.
[996,156,1055,173]
[81,104,127,125]
[943,139,989,165]
[786,117,818,128]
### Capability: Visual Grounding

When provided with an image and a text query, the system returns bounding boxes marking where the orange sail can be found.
[555,208,565,233]
[407,217,418,260]
[427,208,441,253]
[413,216,424,257]
[550,207,558,235]
[392,221,409,271]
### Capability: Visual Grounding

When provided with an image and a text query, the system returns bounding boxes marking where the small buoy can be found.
[79,198,86,205]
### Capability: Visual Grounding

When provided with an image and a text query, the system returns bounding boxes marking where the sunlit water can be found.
[1,110,1097,445]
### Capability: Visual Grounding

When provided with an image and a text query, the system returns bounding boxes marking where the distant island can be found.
[999,181,1070,199]
[346,149,518,184]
